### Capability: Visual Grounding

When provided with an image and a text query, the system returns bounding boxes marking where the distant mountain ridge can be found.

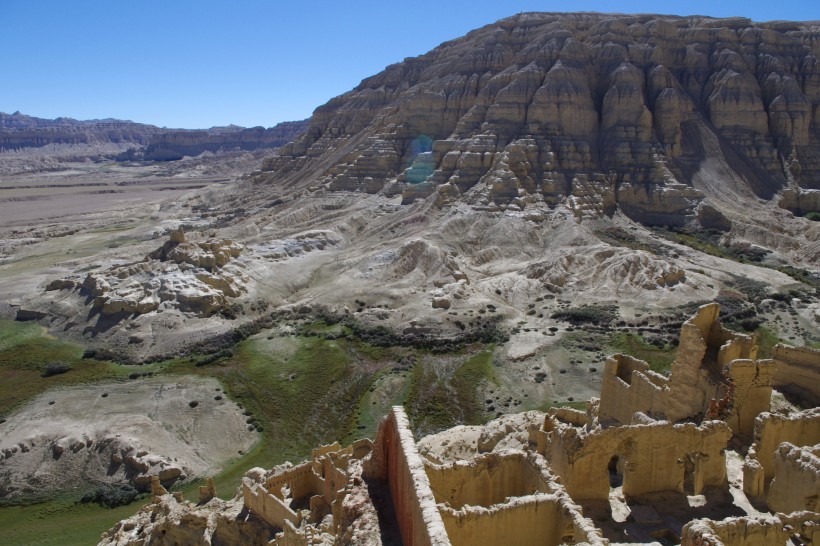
[0,111,308,160]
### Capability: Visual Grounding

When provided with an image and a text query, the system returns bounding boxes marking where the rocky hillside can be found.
[262,12,820,230]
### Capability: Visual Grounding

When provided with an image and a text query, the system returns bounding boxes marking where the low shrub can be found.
[41,362,71,378]
[79,484,142,508]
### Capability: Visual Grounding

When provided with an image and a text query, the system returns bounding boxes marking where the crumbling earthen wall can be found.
[723,359,774,442]
[242,439,374,542]
[425,450,606,546]
[367,407,451,546]
[243,482,294,531]
[772,343,820,406]
[599,354,668,426]
[539,418,731,500]
[681,511,819,545]
[438,496,574,546]
[752,408,820,481]
[743,408,820,500]
[598,303,768,435]
[660,303,756,423]
[425,451,550,509]
[767,442,820,514]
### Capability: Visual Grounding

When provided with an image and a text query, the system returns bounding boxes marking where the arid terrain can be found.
[0,11,819,546]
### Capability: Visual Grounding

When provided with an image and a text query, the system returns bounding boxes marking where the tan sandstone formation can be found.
[39,228,247,318]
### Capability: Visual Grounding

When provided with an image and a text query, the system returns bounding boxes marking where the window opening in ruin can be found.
[683,453,696,496]
[608,455,623,488]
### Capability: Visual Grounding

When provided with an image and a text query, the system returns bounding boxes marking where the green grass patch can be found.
[754,326,783,360]
[537,400,589,412]
[0,321,134,418]
[189,334,401,469]
[609,332,676,374]
[348,369,410,443]
[0,497,147,546]
[406,347,497,436]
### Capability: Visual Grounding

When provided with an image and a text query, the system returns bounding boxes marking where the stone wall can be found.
[426,450,606,546]
[242,483,295,530]
[438,496,571,546]
[723,359,774,442]
[664,303,756,423]
[772,344,820,406]
[425,451,551,509]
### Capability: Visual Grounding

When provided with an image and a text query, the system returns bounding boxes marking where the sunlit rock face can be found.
[264,13,820,225]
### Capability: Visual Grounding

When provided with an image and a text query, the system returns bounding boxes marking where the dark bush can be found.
[79,483,142,508]
[551,305,619,326]
[42,362,71,378]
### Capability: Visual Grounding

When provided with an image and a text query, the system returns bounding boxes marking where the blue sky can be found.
[2,1,818,129]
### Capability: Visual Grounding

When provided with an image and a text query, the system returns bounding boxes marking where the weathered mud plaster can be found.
[743,408,820,500]
[599,303,771,442]
[772,343,820,406]
[536,414,731,500]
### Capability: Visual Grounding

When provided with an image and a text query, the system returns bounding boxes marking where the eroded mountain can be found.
[7,13,820,361]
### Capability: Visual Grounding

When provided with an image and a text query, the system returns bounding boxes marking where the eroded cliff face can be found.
[128,121,309,161]
[0,111,308,162]
[262,13,820,226]
[0,112,163,150]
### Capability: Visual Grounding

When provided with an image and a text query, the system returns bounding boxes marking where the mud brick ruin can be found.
[100,303,820,545]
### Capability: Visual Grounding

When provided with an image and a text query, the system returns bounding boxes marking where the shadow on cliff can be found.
[676,118,785,201]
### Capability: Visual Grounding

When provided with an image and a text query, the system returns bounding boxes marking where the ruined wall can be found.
[598,303,763,429]
[681,511,819,546]
[767,442,820,514]
[438,496,570,546]
[772,344,820,406]
[598,354,668,426]
[543,420,731,500]
[426,450,606,546]
[368,407,451,546]
[262,462,325,506]
[752,408,820,481]
[242,483,294,530]
[425,451,550,509]
[665,303,756,423]
[723,359,773,442]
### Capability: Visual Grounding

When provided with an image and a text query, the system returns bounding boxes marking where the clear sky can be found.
[2,0,818,129]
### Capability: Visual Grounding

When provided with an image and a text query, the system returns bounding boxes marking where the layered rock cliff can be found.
[0,111,163,150]
[261,13,820,225]
[127,120,309,161]
[0,111,307,162]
